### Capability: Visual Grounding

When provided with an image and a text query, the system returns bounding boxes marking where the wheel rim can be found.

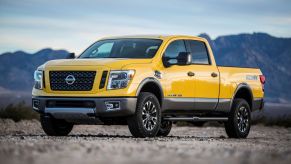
[142,100,157,131]
[237,106,249,133]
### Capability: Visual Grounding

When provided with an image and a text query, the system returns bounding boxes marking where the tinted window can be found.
[188,40,210,64]
[164,40,186,64]
[79,39,162,59]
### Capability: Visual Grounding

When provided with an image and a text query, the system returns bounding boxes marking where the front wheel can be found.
[127,92,161,138]
[224,98,251,138]
[40,115,74,136]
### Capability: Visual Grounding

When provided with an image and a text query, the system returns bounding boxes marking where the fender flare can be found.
[230,83,254,110]
[135,77,164,100]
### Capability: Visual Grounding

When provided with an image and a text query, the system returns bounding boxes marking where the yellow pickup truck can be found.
[32,35,265,138]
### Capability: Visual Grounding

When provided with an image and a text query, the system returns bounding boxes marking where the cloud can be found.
[0,0,290,53]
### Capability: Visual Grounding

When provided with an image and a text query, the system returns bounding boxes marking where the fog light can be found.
[32,99,40,110]
[105,101,120,110]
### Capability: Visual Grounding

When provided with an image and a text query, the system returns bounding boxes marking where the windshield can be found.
[79,39,163,59]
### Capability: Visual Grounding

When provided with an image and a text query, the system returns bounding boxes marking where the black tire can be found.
[40,115,74,136]
[224,98,251,138]
[157,120,172,137]
[127,92,161,138]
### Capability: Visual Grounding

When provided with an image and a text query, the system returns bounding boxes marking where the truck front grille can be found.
[49,71,96,91]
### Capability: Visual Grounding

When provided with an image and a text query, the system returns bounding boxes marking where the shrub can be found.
[0,101,39,122]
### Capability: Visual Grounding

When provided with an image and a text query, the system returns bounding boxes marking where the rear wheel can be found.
[224,99,251,138]
[127,92,161,138]
[157,120,172,137]
[40,115,74,136]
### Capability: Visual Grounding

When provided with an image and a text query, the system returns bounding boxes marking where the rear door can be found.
[185,39,220,110]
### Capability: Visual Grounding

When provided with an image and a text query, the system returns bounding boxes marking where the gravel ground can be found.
[0,119,291,164]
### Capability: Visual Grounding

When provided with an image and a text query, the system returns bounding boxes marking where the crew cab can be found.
[32,35,265,138]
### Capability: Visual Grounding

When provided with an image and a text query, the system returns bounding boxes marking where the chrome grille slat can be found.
[49,71,96,91]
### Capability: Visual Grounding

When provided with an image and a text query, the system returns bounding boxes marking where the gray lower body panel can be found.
[216,99,231,112]
[162,98,194,111]
[195,98,218,110]
[162,97,267,113]
[162,97,223,111]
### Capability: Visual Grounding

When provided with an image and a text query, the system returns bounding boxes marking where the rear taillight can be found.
[259,75,265,92]
[259,75,266,84]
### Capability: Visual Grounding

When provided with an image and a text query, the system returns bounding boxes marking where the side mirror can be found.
[67,52,75,59]
[163,52,192,67]
[176,52,192,65]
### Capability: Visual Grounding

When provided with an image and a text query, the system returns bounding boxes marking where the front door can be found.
[161,39,196,110]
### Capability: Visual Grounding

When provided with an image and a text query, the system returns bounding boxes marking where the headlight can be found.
[107,70,135,90]
[34,70,43,89]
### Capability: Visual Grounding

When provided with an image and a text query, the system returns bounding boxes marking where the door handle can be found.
[211,72,218,77]
[187,71,195,77]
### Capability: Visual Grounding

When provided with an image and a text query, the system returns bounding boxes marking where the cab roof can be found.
[100,35,205,41]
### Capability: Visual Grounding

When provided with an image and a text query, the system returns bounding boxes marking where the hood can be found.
[44,58,152,69]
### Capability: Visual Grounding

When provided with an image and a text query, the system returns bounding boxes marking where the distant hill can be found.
[199,33,291,103]
[0,33,291,103]
[0,48,69,91]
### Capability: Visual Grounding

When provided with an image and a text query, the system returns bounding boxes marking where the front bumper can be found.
[32,96,137,119]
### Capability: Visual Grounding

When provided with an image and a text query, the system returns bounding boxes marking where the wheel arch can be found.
[136,77,164,106]
[231,83,254,111]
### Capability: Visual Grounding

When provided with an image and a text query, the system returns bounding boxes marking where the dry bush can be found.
[0,101,39,122]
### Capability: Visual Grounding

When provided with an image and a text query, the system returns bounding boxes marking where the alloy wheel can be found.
[142,100,158,131]
[237,106,249,133]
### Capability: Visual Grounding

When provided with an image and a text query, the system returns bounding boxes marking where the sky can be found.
[0,0,291,54]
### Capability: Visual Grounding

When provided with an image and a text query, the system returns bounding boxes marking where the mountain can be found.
[0,48,69,91]
[0,33,291,103]
[199,33,291,103]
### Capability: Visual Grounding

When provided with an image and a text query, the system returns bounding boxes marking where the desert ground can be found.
[0,119,291,164]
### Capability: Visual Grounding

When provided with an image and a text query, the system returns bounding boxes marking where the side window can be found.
[188,40,210,64]
[164,40,186,64]
[89,42,114,58]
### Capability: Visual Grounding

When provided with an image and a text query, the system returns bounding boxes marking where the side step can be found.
[163,117,228,122]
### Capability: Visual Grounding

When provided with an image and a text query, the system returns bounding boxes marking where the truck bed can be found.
[217,66,263,99]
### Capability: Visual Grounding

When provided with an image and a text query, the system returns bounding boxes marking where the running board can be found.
[163,117,228,121]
